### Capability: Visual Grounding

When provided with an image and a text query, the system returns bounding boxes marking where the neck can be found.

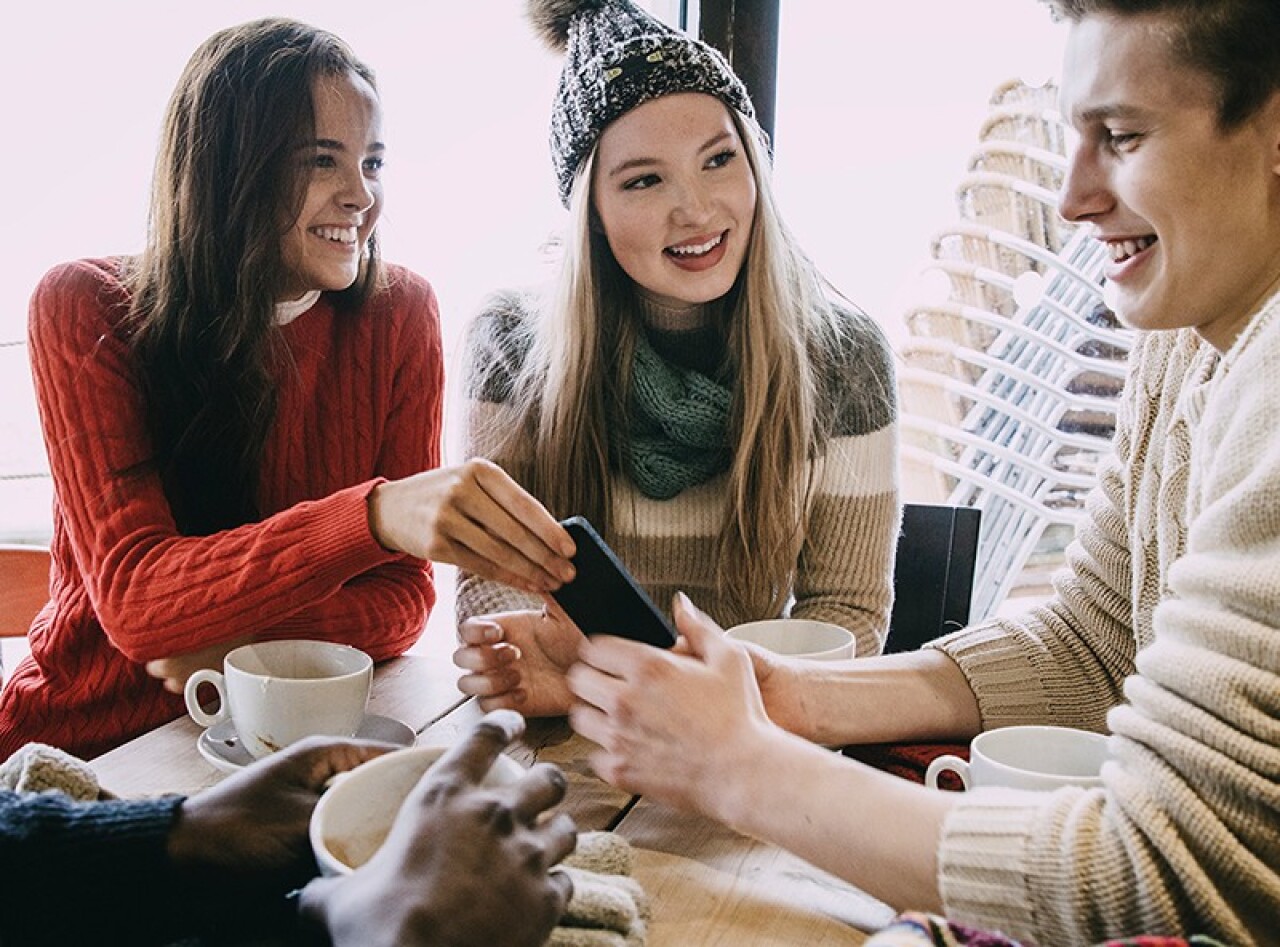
[636,289,714,332]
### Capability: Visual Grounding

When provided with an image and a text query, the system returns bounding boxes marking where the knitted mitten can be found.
[548,831,650,947]
[0,742,101,800]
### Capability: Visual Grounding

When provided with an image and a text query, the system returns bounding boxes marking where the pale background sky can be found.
[0,1,1067,540]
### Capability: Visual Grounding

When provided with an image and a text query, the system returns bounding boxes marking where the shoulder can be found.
[462,288,542,400]
[1220,291,1280,383]
[358,263,443,352]
[468,287,541,342]
[369,263,441,327]
[28,257,132,342]
[813,300,898,436]
[30,257,130,314]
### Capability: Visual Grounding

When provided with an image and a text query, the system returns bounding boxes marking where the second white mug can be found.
[926,725,1109,791]
[724,618,855,661]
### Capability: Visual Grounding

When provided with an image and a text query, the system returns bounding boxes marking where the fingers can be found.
[448,461,576,590]
[457,617,505,647]
[510,762,569,823]
[473,460,577,560]
[548,865,575,916]
[276,736,399,790]
[429,709,526,787]
[542,812,579,868]
[671,591,725,658]
[456,668,524,702]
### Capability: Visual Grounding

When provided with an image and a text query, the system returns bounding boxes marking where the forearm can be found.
[269,558,432,660]
[713,725,952,912]
[0,793,199,944]
[786,649,982,747]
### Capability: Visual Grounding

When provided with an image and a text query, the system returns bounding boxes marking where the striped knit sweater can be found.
[931,291,1280,944]
[456,290,900,658]
[0,258,442,760]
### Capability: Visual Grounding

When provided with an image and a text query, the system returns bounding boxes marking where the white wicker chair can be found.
[901,229,1130,619]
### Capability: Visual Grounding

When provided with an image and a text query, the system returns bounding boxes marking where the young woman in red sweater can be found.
[0,18,574,760]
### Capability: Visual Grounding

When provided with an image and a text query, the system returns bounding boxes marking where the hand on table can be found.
[567,593,777,818]
[453,603,583,717]
[145,635,252,694]
[166,735,394,885]
[299,709,577,947]
[369,459,576,594]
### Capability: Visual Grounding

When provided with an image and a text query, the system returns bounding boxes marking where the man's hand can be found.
[299,710,577,947]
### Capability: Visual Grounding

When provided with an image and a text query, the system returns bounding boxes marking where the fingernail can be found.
[483,623,503,643]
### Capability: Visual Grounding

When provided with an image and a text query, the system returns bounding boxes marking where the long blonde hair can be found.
[474,109,853,617]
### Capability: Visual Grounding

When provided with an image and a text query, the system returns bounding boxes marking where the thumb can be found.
[671,592,724,658]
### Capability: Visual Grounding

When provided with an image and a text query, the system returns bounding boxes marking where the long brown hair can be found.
[472,110,863,617]
[127,18,380,534]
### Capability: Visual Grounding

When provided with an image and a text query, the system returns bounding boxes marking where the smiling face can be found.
[1058,13,1280,351]
[278,70,385,301]
[591,92,757,309]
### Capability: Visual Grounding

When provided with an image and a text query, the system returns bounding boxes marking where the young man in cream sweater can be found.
[563,1,1280,943]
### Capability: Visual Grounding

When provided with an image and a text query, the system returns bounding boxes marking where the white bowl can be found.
[310,745,526,876]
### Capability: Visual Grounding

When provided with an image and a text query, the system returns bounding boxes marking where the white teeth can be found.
[1107,235,1156,263]
[667,233,723,256]
[312,226,358,244]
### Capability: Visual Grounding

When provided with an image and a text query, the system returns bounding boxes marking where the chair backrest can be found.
[0,544,52,638]
[885,504,981,654]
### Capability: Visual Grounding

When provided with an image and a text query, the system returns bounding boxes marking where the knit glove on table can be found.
[548,831,650,947]
[0,742,102,800]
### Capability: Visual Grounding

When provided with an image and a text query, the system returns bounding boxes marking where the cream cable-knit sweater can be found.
[456,289,900,657]
[932,291,1280,945]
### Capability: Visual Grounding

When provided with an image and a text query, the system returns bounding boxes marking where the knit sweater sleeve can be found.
[261,266,442,658]
[790,305,900,658]
[454,293,544,623]
[0,791,296,944]
[929,308,1280,944]
[26,259,436,663]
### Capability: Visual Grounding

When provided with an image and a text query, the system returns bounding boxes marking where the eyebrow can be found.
[605,129,735,179]
[311,138,387,153]
[1071,103,1152,125]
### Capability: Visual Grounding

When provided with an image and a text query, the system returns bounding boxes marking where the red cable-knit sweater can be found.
[0,258,442,759]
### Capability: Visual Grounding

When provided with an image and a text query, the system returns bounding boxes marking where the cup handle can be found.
[184,669,229,728]
[925,754,971,791]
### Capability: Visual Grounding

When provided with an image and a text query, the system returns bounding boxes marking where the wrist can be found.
[366,481,398,553]
[708,719,792,833]
[164,798,206,871]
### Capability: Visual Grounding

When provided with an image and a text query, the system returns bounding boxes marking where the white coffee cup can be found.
[310,745,527,876]
[724,618,855,661]
[925,725,1109,791]
[183,639,373,760]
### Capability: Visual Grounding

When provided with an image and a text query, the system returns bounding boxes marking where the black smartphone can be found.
[551,516,677,648]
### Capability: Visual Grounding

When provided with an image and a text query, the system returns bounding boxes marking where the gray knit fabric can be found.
[529,0,755,206]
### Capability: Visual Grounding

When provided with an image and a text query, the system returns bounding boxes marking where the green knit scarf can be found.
[619,331,732,500]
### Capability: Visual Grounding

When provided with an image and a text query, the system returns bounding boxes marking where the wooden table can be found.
[92,653,894,945]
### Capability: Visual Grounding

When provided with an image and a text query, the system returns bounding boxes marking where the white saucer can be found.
[196,714,417,773]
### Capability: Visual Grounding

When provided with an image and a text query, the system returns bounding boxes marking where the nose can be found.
[339,166,376,214]
[1058,143,1111,224]
[671,177,713,226]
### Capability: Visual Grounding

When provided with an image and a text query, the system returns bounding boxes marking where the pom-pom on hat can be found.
[529,0,755,207]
